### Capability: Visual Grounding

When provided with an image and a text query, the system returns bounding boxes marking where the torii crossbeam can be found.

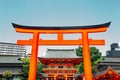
[12,22,110,80]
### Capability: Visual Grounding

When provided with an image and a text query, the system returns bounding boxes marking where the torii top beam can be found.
[12,22,110,33]
[12,22,111,46]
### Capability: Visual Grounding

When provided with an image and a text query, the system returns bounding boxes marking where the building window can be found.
[58,66,63,68]
[50,66,54,68]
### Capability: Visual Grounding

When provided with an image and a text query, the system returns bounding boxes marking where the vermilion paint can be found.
[13,22,110,80]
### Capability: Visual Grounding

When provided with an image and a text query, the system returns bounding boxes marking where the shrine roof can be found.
[12,22,111,30]
[94,67,109,77]
[0,55,22,64]
[42,49,81,58]
[100,63,120,66]
[94,66,120,78]
[102,57,120,63]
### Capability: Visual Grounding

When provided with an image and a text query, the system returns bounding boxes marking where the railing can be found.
[43,67,78,74]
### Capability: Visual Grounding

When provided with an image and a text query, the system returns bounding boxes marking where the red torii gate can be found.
[12,22,110,80]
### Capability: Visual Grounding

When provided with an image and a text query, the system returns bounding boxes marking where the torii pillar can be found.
[12,22,110,80]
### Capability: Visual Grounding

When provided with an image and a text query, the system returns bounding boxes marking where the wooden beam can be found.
[17,39,105,45]
[14,26,108,33]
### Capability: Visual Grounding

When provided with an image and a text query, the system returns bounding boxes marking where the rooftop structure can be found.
[39,49,82,80]
[98,43,120,73]
[0,42,26,79]
[43,49,79,58]
[96,43,120,79]
[0,42,26,57]
[95,67,120,80]
[0,55,22,75]
[106,43,120,57]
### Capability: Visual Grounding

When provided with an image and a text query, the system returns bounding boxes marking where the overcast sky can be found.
[0,0,120,56]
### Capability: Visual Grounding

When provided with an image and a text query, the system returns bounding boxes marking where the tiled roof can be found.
[102,57,120,63]
[94,66,120,78]
[0,55,22,64]
[43,49,81,58]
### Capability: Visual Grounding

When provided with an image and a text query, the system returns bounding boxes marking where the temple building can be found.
[95,43,120,79]
[0,42,26,79]
[98,43,120,73]
[94,66,120,80]
[39,49,82,80]
[0,54,22,79]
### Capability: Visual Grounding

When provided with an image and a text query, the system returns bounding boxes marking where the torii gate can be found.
[12,22,110,80]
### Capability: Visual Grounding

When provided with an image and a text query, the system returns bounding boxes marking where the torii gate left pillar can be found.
[12,22,110,80]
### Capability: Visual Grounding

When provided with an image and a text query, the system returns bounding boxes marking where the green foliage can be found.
[36,60,46,80]
[20,58,45,80]
[76,46,83,56]
[2,71,13,80]
[78,62,84,73]
[76,46,102,73]
[3,71,12,77]
[19,58,30,80]
[0,78,4,80]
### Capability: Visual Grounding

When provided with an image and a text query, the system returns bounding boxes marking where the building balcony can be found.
[43,67,78,74]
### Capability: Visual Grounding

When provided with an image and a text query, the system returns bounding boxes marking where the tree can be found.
[2,71,13,80]
[76,46,102,73]
[20,58,45,80]
[36,60,46,80]
[19,58,30,80]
